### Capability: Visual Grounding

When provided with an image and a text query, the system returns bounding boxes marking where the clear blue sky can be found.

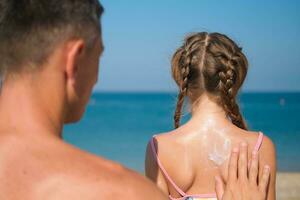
[96,0,300,92]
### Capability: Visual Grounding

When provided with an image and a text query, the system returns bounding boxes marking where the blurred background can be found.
[63,1,300,198]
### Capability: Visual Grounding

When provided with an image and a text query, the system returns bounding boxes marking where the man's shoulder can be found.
[37,142,167,200]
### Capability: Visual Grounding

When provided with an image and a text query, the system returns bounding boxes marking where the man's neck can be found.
[0,75,65,139]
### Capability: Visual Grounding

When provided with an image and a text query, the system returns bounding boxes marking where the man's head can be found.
[0,0,104,123]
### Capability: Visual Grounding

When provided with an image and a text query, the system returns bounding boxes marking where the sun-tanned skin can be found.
[146,94,276,200]
[0,34,167,200]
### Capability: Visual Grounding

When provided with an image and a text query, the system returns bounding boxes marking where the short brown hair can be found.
[0,0,104,77]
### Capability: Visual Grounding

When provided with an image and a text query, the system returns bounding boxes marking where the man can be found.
[0,1,269,199]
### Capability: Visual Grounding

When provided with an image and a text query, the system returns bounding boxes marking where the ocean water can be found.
[63,92,300,173]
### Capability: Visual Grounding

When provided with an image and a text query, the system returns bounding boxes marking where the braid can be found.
[218,56,247,130]
[174,48,191,128]
[173,33,209,128]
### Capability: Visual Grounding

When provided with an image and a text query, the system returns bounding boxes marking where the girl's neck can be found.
[188,94,232,130]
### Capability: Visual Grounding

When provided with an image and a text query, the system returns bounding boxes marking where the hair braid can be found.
[174,48,191,128]
[173,33,209,128]
[218,56,247,129]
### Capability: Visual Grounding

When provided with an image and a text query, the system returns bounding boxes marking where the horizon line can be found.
[92,90,300,94]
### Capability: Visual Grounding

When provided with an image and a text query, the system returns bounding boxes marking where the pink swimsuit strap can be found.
[150,132,264,199]
[254,132,264,152]
[150,136,187,197]
[150,136,216,199]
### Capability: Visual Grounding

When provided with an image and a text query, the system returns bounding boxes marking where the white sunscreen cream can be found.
[198,117,232,166]
[208,137,231,166]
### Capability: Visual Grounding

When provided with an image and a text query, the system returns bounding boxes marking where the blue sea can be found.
[63,92,300,173]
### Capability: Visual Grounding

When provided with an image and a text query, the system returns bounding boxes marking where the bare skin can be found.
[146,94,276,200]
[0,35,166,200]
[215,145,271,200]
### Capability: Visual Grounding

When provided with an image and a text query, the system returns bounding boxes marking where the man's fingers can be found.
[228,147,239,183]
[259,165,270,192]
[215,176,224,200]
[249,150,259,184]
[238,142,248,180]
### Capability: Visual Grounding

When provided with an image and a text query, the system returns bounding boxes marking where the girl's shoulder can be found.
[150,129,190,161]
[239,130,276,169]
[241,130,275,153]
[151,128,183,145]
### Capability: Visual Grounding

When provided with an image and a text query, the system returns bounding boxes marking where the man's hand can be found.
[215,143,270,200]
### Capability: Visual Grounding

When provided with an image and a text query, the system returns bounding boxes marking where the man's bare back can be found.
[0,130,165,200]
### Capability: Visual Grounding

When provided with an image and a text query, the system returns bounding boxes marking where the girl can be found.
[145,32,276,200]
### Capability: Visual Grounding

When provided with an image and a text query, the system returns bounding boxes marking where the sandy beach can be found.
[277,172,300,200]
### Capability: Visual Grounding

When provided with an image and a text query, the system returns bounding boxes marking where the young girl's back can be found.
[145,32,276,200]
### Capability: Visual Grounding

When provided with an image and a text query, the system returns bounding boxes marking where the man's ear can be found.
[65,40,85,86]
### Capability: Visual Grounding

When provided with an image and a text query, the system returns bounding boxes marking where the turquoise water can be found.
[63,92,300,172]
